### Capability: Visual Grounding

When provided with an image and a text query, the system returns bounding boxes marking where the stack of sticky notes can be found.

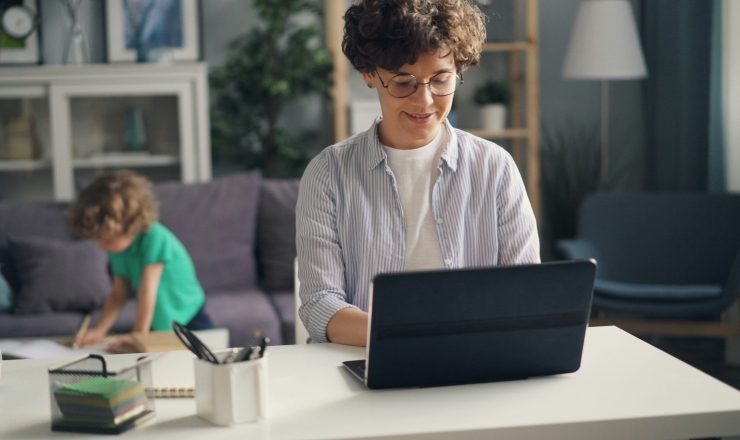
[54,377,149,431]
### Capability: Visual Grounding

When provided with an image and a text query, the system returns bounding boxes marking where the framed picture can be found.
[0,0,41,64]
[105,0,200,62]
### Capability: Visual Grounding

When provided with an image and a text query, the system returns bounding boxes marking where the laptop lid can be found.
[362,260,596,389]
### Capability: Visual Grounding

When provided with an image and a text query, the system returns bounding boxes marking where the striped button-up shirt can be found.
[297,118,540,343]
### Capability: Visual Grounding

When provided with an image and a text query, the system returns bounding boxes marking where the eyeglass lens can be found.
[385,72,460,98]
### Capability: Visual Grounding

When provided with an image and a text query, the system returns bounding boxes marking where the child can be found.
[69,170,213,352]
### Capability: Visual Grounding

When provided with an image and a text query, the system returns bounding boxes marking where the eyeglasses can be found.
[376,70,463,98]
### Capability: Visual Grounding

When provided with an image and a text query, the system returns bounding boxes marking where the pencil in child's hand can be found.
[72,314,92,349]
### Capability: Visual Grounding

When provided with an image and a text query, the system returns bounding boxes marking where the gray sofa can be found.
[0,172,300,346]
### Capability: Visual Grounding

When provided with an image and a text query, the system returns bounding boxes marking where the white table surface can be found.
[2,326,740,440]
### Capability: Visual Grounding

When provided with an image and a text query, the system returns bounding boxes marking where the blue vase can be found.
[123,107,147,152]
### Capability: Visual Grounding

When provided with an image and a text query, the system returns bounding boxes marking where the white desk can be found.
[2,326,740,440]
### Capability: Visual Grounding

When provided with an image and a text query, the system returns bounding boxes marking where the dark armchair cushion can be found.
[10,236,111,315]
[256,179,300,292]
[154,172,262,294]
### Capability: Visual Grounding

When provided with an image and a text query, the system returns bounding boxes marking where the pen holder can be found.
[193,354,268,426]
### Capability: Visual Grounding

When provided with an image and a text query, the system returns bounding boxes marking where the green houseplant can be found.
[210,0,333,178]
[473,81,511,131]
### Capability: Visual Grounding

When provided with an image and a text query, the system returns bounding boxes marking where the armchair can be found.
[557,192,740,337]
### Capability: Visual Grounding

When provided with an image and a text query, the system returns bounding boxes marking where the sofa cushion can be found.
[270,291,296,345]
[205,290,283,346]
[257,179,300,292]
[0,311,88,338]
[10,236,111,315]
[154,172,261,294]
[0,201,73,292]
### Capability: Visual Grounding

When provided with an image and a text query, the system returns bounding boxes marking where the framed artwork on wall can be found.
[105,0,200,62]
[0,0,41,64]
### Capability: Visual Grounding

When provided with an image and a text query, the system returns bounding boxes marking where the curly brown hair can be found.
[342,0,487,73]
[68,170,159,239]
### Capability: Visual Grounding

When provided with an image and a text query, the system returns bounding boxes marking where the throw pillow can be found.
[0,270,13,313]
[10,236,112,315]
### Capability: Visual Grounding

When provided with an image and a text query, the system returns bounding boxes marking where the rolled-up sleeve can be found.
[296,153,359,343]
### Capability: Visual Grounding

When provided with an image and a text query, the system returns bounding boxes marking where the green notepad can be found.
[56,377,142,399]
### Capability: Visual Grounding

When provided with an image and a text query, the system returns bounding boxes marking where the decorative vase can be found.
[479,104,507,131]
[62,0,90,64]
[123,107,147,152]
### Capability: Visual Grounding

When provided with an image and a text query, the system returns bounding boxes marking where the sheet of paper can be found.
[0,339,106,359]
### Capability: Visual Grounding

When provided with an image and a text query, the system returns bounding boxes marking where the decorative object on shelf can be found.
[474,80,511,131]
[562,0,647,186]
[61,0,90,64]
[1,116,42,160]
[210,0,333,178]
[105,0,201,63]
[0,0,40,64]
[123,107,147,152]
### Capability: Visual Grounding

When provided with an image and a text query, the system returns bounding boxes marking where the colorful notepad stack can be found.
[54,377,149,431]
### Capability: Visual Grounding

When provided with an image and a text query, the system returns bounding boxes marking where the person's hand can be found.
[106,335,140,354]
[75,327,106,347]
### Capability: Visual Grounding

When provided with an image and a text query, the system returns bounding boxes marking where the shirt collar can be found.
[365,116,459,172]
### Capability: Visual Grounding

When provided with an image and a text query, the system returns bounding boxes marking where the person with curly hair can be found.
[69,170,212,352]
[297,0,540,346]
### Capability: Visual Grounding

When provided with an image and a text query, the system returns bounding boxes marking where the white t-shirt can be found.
[381,127,446,271]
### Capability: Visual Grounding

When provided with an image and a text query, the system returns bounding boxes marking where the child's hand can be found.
[106,335,139,354]
[75,328,106,347]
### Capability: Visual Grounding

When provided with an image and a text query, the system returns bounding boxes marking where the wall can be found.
[725,0,740,192]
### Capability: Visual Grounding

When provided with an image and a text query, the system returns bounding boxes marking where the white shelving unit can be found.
[0,63,211,201]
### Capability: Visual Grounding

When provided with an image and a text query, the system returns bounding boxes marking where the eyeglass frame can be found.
[374,69,464,98]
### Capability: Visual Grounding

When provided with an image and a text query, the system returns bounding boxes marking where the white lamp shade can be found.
[562,0,648,80]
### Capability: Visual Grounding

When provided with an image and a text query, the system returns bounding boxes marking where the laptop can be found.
[343,260,597,389]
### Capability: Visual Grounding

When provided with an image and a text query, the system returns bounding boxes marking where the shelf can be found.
[0,159,51,171]
[482,42,530,52]
[73,153,179,169]
[466,128,529,139]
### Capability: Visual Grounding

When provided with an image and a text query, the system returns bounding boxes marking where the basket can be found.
[48,354,156,434]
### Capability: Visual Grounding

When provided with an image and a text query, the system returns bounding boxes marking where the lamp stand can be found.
[600,80,610,187]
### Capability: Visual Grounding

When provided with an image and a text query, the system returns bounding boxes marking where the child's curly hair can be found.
[342,0,487,73]
[68,170,159,239]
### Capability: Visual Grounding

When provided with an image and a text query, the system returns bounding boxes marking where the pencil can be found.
[72,314,92,349]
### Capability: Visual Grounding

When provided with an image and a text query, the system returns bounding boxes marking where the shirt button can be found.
[436,218,443,224]
[444,258,452,266]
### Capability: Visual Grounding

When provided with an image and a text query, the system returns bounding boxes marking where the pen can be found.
[258,337,269,358]
[72,314,92,349]
[232,329,261,363]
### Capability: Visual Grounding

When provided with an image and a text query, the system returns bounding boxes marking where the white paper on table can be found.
[0,339,106,359]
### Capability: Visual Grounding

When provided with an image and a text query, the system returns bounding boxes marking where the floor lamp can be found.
[562,0,647,187]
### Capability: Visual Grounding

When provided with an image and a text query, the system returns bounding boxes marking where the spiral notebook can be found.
[149,351,196,398]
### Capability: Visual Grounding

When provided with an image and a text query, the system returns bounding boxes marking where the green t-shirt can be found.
[108,222,205,331]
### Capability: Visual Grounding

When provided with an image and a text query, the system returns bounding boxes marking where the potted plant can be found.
[473,81,511,131]
[210,0,333,178]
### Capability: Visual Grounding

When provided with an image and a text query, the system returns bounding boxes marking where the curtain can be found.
[640,0,714,191]
[708,0,726,192]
